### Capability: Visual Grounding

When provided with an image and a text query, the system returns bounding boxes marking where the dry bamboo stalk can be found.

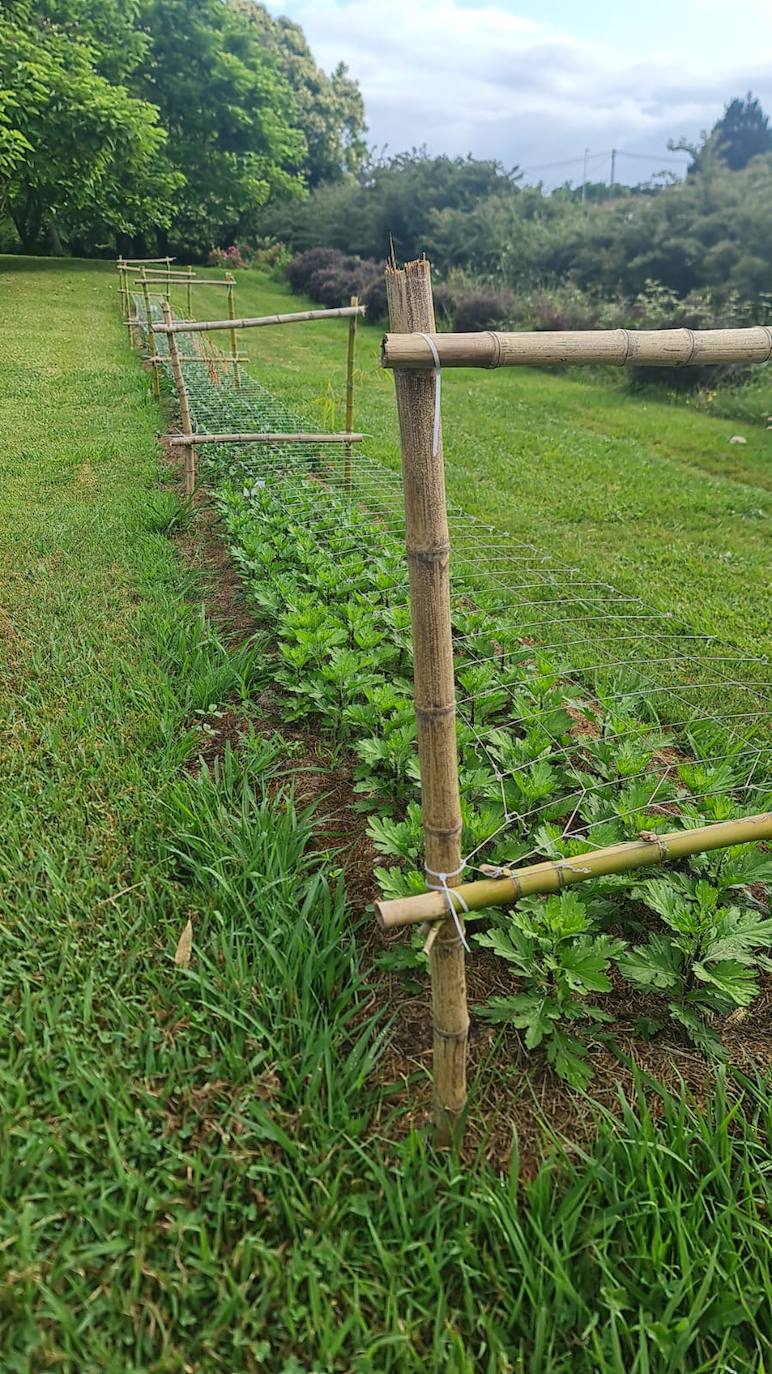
[162,300,196,497]
[226,273,241,388]
[147,353,249,364]
[343,294,358,492]
[119,257,176,265]
[377,812,772,929]
[381,326,772,371]
[140,277,161,398]
[165,431,364,445]
[154,305,366,334]
[386,257,467,1149]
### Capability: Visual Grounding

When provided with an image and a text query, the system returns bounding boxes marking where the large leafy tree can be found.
[712,93,772,171]
[0,1,177,252]
[231,1,366,187]
[135,0,308,254]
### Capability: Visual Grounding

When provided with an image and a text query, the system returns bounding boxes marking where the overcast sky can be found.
[265,0,772,185]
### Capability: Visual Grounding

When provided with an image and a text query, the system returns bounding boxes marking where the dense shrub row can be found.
[286,246,764,387]
[285,246,514,330]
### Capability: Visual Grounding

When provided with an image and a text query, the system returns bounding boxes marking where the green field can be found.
[1,255,771,1372]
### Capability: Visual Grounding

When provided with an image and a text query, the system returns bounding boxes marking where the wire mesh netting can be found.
[132,291,771,882]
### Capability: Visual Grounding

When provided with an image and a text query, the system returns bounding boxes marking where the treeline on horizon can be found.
[2,3,772,356]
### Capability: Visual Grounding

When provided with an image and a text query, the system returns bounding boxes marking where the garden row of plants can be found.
[205,447,772,1088]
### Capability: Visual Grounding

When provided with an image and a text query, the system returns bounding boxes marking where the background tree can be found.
[0,6,176,254]
[232,1,367,187]
[713,93,772,170]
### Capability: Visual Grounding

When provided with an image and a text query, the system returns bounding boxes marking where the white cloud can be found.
[268,0,772,183]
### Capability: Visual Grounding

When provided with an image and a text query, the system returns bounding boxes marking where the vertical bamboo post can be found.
[118,260,127,317]
[140,276,161,398]
[384,257,467,1148]
[226,273,241,387]
[343,294,358,492]
[165,255,172,300]
[162,300,196,498]
[186,275,192,319]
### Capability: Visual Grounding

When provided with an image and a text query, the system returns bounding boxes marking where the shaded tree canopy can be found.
[0,0,367,254]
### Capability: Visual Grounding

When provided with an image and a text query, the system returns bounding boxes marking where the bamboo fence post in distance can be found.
[225,273,241,387]
[161,300,196,498]
[385,256,468,1149]
[343,294,358,492]
[140,275,161,398]
[186,274,192,319]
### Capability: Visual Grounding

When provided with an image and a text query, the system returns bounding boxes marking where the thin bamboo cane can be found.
[154,305,367,334]
[186,276,192,317]
[381,326,772,370]
[140,277,161,399]
[386,257,468,1149]
[343,294,358,492]
[226,273,241,388]
[162,300,196,497]
[376,812,772,929]
[119,257,176,265]
[165,431,364,445]
[147,354,249,364]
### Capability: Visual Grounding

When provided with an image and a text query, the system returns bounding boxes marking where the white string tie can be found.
[417,332,442,457]
[424,864,470,952]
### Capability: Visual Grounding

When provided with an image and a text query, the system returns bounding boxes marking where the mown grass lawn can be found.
[175,266,772,664]
[1,255,770,1373]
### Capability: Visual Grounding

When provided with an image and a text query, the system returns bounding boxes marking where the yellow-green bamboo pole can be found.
[343,294,358,492]
[140,276,161,399]
[155,305,366,335]
[161,300,196,498]
[165,431,364,445]
[226,273,241,387]
[376,812,772,929]
[186,276,192,319]
[381,326,772,371]
[386,257,467,1149]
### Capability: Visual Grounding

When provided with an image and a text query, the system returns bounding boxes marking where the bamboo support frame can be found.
[343,295,358,492]
[377,813,772,929]
[119,257,176,265]
[166,431,364,445]
[154,305,366,335]
[386,258,467,1149]
[140,277,161,398]
[381,326,772,371]
[162,300,196,497]
[226,273,241,387]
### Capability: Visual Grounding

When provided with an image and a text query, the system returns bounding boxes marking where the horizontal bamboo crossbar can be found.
[154,305,367,335]
[376,813,772,929]
[148,354,248,364]
[123,264,187,275]
[118,257,174,265]
[381,327,772,370]
[165,431,364,445]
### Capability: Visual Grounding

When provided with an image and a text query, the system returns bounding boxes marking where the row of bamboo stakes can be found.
[118,258,365,499]
[383,258,772,1147]
[120,251,771,1149]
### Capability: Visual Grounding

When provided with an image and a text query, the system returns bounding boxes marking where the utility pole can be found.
[609,148,617,192]
[581,147,589,204]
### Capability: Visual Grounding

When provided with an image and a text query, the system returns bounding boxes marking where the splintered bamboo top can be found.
[381,326,772,370]
[155,305,367,334]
